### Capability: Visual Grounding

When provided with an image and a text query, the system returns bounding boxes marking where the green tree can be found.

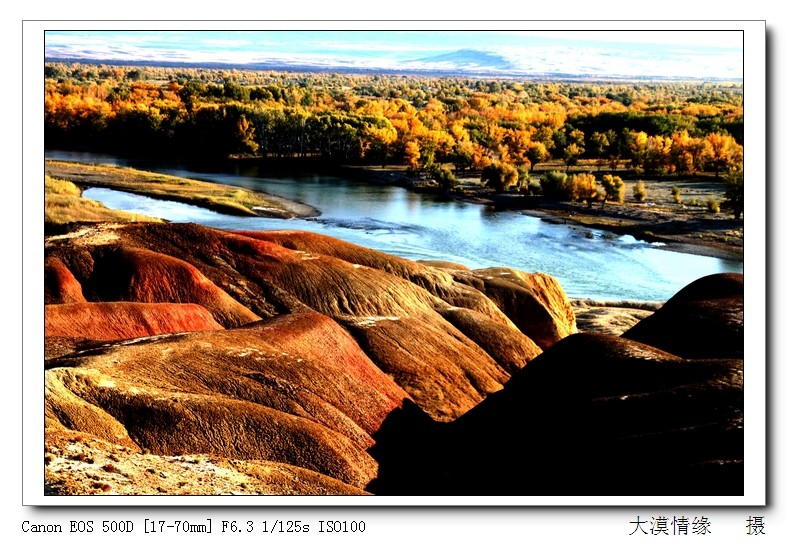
[126,69,144,81]
[589,131,610,170]
[428,164,458,190]
[516,164,531,189]
[563,142,584,166]
[600,174,625,207]
[589,131,609,157]
[223,79,250,101]
[540,170,570,200]
[723,169,744,220]
[482,162,519,192]
[451,140,475,172]
[525,141,550,169]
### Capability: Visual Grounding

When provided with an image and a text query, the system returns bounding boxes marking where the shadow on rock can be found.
[369,333,743,496]
[623,273,743,359]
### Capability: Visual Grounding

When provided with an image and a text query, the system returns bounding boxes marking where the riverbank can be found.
[45,160,320,220]
[571,298,660,335]
[340,165,744,262]
[493,197,744,262]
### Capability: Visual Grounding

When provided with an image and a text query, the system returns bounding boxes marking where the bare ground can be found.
[45,428,367,495]
[530,181,741,259]
[489,175,743,262]
[571,298,660,336]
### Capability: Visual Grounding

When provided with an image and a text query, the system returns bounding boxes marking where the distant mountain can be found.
[407,48,515,72]
[44,53,739,83]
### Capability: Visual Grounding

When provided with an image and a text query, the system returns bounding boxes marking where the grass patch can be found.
[45,175,164,224]
[564,213,640,230]
[45,160,286,217]
[45,176,82,196]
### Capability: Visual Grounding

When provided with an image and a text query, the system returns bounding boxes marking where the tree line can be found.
[44,62,743,182]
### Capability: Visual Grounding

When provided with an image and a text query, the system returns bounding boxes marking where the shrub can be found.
[516,165,531,187]
[526,181,542,196]
[569,172,597,206]
[428,164,457,190]
[601,174,625,205]
[540,171,597,204]
[564,143,584,166]
[723,169,744,219]
[540,171,570,200]
[633,181,647,202]
[482,162,519,192]
[671,186,682,204]
[706,198,720,213]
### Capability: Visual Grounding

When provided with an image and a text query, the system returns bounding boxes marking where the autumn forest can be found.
[45,63,741,167]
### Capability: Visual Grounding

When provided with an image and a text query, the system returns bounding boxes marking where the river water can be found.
[47,151,743,302]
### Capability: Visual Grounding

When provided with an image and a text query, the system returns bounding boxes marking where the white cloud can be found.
[44,29,742,79]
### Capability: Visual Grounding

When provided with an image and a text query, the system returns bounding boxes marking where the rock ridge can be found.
[43,222,743,497]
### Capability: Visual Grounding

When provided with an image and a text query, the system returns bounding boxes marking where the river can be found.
[46,151,743,302]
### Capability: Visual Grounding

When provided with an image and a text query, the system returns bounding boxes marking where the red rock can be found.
[45,256,86,304]
[45,302,223,340]
[42,222,606,494]
[342,315,509,421]
[451,267,577,349]
[86,246,262,328]
[45,311,413,489]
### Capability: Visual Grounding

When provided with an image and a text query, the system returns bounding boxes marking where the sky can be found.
[43,29,744,80]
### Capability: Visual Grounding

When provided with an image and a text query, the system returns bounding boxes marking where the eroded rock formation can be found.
[623,273,744,359]
[43,223,743,497]
[368,332,743,496]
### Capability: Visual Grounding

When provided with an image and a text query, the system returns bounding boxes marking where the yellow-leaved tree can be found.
[601,174,625,207]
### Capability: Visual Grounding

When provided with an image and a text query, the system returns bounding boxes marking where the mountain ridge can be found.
[43,53,741,82]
